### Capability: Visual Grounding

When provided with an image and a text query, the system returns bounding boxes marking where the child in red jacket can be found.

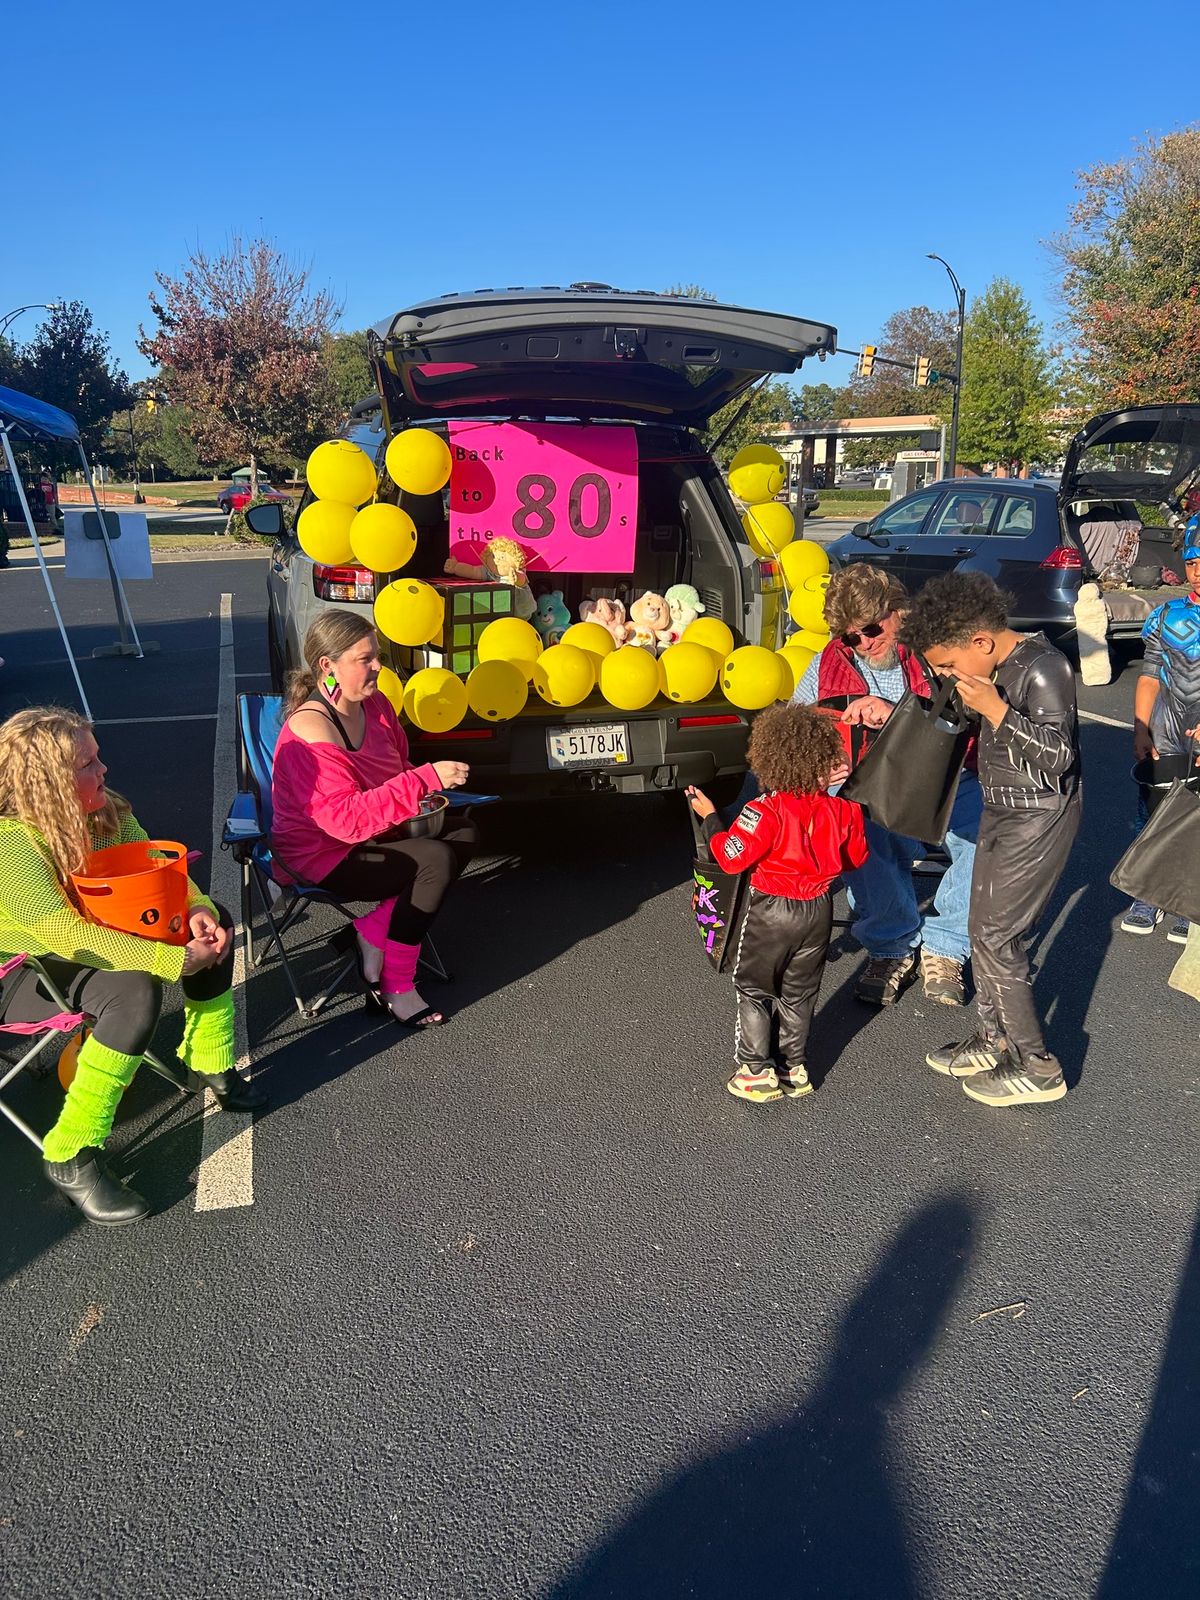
[688,704,868,1103]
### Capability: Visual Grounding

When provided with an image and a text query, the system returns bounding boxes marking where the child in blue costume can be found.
[1122,520,1200,943]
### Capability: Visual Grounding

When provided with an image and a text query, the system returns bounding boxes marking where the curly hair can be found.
[0,707,131,882]
[899,572,1012,655]
[747,703,847,796]
[824,563,909,638]
[285,609,378,715]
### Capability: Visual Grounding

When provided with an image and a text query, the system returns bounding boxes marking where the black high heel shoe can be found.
[365,990,449,1028]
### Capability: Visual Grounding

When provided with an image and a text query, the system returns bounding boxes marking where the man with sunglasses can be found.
[791,563,982,1007]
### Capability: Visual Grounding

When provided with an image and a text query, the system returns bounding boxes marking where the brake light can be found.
[312,563,375,601]
[415,728,495,741]
[678,714,744,728]
[1041,547,1083,570]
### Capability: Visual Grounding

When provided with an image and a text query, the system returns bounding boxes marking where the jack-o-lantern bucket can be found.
[70,840,192,945]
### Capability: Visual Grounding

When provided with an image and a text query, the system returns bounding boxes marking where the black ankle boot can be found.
[189,1069,268,1112]
[44,1147,150,1226]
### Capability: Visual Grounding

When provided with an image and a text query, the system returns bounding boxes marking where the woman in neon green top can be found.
[0,707,265,1226]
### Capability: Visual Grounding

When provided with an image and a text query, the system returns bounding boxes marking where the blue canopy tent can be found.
[0,383,146,717]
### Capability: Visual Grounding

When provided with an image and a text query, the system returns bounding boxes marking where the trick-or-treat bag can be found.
[687,802,749,974]
[1110,754,1200,924]
[840,675,971,845]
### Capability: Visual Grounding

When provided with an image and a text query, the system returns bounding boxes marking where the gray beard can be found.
[856,646,899,672]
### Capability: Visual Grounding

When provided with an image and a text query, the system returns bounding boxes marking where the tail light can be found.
[312,563,375,601]
[678,714,744,729]
[1040,546,1083,570]
[415,728,495,742]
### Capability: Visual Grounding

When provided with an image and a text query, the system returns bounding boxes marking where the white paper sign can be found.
[64,510,153,581]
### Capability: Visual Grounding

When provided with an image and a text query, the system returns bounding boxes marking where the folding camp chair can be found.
[224,693,495,1020]
[0,954,191,1153]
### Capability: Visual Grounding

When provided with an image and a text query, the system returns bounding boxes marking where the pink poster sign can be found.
[447,421,638,575]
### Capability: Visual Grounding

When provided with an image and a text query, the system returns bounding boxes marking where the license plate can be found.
[546,723,630,769]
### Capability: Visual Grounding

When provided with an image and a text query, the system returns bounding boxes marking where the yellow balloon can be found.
[478,617,543,681]
[779,538,830,588]
[385,429,452,496]
[788,577,831,633]
[532,643,595,708]
[600,645,661,711]
[349,503,417,573]
[788,627,832,654]
[373,579,445,647]
[466,658,528,721]
[721,645,785,711]
[406,667,467,733]
[682,617,735,658]
[297,499,356,565]
[742,501,796,558]
[778,644,816,686]
[305,439,378,507]
[658,641,719,704]
[729,459,787,504]
[376,665,407,713]
[560,620,616,665]
[729,443,785,473]
[774,647,805,697]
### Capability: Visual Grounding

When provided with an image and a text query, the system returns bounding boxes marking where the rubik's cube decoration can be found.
[395,581,515,675]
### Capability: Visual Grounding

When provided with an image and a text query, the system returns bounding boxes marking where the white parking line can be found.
[1078,709,1134,730]
[94,714,217,726]
[195,593,254,1212]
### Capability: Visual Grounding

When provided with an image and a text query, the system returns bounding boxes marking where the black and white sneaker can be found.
[926,1035,1005,1078]
[961,1054,1067,1107]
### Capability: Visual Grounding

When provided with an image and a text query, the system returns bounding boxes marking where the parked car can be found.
[249,285,838,801]
[836,469,877,488]
[824,404,1199,648]
[217,481,290,514]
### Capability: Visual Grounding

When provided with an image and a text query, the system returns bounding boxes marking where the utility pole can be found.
[927,255,966,479]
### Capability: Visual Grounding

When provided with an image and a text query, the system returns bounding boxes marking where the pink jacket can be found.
[269,692,441,884]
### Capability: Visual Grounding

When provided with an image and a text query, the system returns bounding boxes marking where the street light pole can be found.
[0,301,62,343]
[927,256,965,479]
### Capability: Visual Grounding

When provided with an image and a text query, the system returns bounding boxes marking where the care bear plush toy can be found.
[533,589,572,646]
[579,595,627,646]
[624,590,673,653]
[661,583,706,646]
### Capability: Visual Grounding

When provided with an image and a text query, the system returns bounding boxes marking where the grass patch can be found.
[816,489,890,507]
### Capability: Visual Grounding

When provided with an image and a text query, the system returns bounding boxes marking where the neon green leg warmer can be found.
[43,1036,142,1163]
[179,991,235,1077]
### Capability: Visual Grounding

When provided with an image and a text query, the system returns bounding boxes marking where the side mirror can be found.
[851,521,869,539]
[245,502,286,537]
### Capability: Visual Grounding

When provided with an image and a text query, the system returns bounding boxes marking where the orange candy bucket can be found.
[70,840,192,945]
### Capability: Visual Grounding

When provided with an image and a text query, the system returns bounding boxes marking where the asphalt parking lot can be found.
[1,553,1197,1599]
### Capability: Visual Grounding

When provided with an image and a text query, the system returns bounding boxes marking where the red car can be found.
[217,480,291,514]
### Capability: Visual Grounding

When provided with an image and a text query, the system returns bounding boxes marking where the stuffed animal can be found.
[624,590,673,653]
[661,583,706,646]
[444,536,536,620]
[579,595,627,646]
[533,589,572,646]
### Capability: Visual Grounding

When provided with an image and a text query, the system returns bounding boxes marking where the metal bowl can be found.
[396,792,449,840]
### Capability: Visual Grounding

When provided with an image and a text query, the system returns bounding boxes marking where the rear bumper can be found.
[408,701,750,799]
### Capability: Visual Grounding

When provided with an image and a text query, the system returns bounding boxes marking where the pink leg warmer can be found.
[381,939,421,995]
[353,898,396,952]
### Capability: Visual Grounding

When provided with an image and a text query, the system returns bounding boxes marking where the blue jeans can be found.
[843,770,982,962]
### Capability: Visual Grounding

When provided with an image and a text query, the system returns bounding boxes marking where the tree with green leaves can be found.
[796,382,844,422]
[1050,128,1200,406]
[843,304,956,423]
[9,301,130,458]
[326,330,375,414]
[956,278,1058,473]
[139,238,340,494]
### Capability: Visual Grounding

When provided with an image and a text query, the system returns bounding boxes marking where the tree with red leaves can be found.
[139,238,341,495]
[1051,129,1200,407]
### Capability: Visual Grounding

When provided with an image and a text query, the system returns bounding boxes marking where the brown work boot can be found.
[921,950,965,1006]
[855,951,919,1006]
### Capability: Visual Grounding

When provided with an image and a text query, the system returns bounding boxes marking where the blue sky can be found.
[4,0,1197,391]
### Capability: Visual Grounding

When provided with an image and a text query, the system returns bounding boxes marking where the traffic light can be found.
[915,355,932,387]
[857,344,877,379]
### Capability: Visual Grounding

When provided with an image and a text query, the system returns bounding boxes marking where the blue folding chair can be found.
[223,694,494,1020]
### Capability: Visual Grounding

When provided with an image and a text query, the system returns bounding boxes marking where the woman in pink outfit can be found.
[271,612,477,1027]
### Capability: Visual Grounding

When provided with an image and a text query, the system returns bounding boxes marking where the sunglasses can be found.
[841,621,887,648]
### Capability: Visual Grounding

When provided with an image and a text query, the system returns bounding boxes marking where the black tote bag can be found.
[1110,773,1200,924]
[839,675,971,845]
[688,803,750,973]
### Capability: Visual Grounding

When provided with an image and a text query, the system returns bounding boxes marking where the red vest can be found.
[815,638,930,701]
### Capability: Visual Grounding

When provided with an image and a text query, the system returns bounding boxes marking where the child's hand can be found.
[828,761,851,789]
[1134,725,1159,763]
[952,672,1007,728]
[686,785,716,820]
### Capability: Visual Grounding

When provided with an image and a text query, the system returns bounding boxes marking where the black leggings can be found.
[0,904,234,1057]
[318,823,478,943]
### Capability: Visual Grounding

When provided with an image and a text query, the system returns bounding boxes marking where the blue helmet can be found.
[1185,512,1200,562]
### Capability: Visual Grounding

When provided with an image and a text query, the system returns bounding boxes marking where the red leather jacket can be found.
[705,790,869,899]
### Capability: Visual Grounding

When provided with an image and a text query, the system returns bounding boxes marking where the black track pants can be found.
[969,795,1080,1063]
[318,823,478,943]
[730,889,833,1069]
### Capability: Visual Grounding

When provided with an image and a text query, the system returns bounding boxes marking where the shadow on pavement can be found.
[1095,1206,1200,1597]
[544,1193,976,1600]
